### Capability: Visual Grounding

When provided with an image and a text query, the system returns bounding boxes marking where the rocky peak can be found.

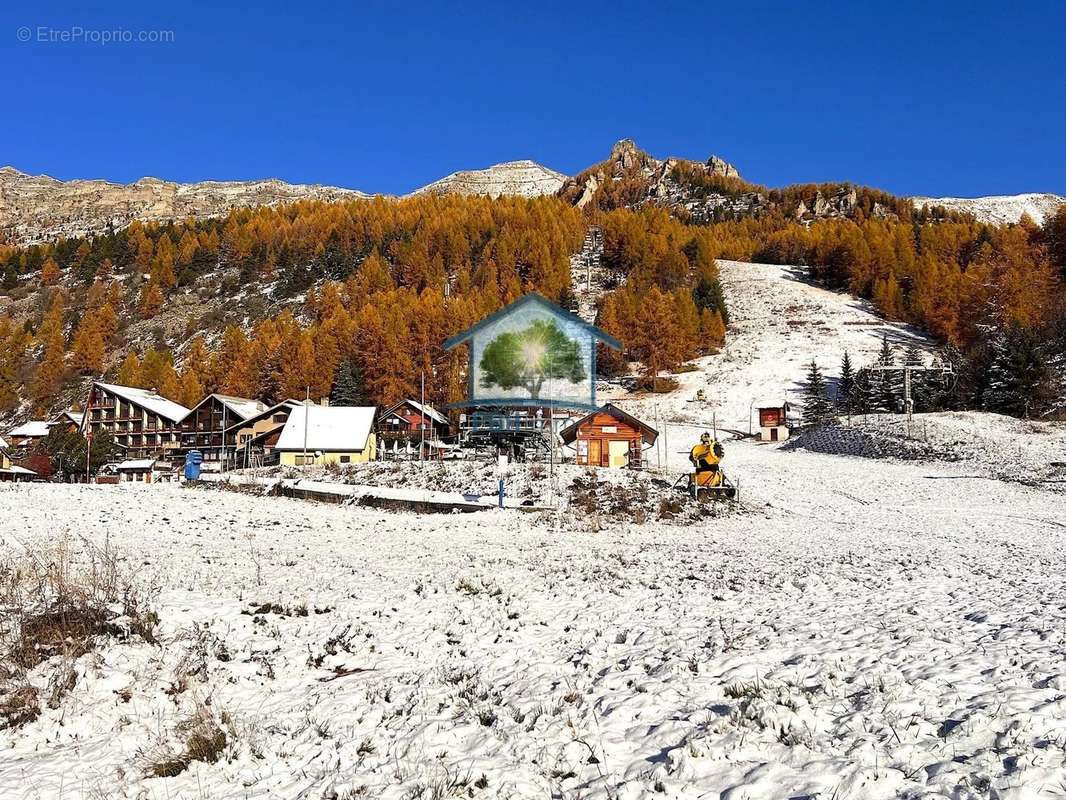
[410,160,567,199]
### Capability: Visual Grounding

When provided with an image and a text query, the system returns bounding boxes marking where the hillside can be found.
[0,166,368,245]
[600,259,934,431]
[410,159,566,198]
[910,192,1066,225]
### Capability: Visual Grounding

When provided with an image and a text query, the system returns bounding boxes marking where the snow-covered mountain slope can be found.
[410,160,566,198]
[0,166,368,245]
[910,192,1065,225]
[601,260,934,431]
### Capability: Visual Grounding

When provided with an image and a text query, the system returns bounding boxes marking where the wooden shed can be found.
[559,403,658,468]
[756,400,791,442]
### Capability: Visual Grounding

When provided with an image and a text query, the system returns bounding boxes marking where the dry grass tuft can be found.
[0,536,159,730]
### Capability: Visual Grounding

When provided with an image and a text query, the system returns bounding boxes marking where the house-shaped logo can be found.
[443,293,621,411]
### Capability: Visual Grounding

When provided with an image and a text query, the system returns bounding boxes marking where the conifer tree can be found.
[802,359,834,426]
[837,351,855,412]
[849,367,874,415]
[116,351,143,387]
[692,275,730,325]
[699,308,727,350]
[873,335,898,412]
[138,280,164,317]
[41,257,61,286]
[70,314,106,375]
[982,325,1056,418]
[330,357,368,406]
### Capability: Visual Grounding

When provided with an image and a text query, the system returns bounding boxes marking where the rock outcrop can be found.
[561,138,756,220]
[0,166,368,245]
[411,160,566,199]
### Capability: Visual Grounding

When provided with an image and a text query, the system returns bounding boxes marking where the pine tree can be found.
[837,351,855,412]
[330,357,368,406]
[982,325,1056,417]
[116,351,143,387]
[41,257,61,286]
[70,314,106,374]
[138,280,164,317]
[31,295,67,411]
[873,335,898,412]
[699,308,726,350]
[850,367,874,415]
[802,359,834,426]
[692,275,729,325]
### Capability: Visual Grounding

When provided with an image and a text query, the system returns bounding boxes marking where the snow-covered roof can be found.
[51,409,81,425]
[0,465,36,476]
[116,458,158,470]
[383,399,447,426]
[0,436,8,449]
[218,395,267,420]
[8,420,51,438]
[185,393,267,422]
[755,399,790,410]
[95,382,191,423]
[275,406,376,452]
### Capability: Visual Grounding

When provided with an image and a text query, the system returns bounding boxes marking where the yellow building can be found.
[275,405,377,466]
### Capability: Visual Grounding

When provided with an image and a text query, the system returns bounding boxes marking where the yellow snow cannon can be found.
[683,432,738,500]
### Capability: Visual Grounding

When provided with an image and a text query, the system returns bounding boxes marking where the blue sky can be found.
[3,1,1064,197]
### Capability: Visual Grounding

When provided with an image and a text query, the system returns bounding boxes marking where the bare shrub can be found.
[0,536,159,729]
[148,704,229,778]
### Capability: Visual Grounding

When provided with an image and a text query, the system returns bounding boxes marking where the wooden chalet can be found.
[228,399,303,468]
[559,403,658,468]
[178,393,267,467]
[50,410,82,433]
[6,419,52,448]
[378,399,449,441]
[0,436,36,481]
[82,382,191,460]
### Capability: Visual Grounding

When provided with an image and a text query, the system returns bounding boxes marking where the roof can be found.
[95,382,191,423]
[184,393,267,423]
[227,398,302,431]
[116,458,158,470]
[8,420,51,438]
[559,403,659,446]
[0,465,36,476]
[443,293,622,351]
[0,436,7,449]
[50,410,81,425]
[382,399,447,426]
[275,406,377,452]
[755,399,791,410]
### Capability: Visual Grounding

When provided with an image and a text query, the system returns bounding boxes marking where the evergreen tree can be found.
[802,359,834,426]
[982,325,1056,417]
[330,357,368,406]
[692,276,730,325]
[850,367,874,415]
[837,351,854,412]
[116,351,143,387]
[872,335,898,412]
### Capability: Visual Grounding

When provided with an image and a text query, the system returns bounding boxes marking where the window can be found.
[340,455,351,464]
[273,414,287,423]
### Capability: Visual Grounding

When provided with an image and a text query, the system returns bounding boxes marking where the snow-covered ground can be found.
[4,258,1065,799]
[601,260,933,432]
[2,427,1065,800]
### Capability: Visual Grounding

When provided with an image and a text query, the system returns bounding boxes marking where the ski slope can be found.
[601,260,933,432]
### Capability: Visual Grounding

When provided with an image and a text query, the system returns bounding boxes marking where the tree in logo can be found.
[479,318,586,400]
